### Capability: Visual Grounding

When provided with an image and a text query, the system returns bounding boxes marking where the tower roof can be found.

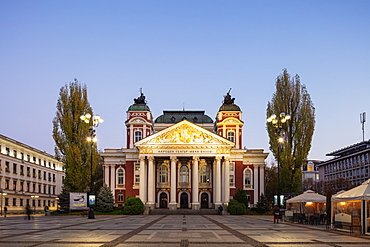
[128,91,150,111]
[219,90,241,111]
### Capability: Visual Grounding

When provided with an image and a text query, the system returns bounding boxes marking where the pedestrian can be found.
[25,204,32,220]
[273,205,280,224]
[4,206,7,217]
[44,206,49,216]
[218,205,223,215]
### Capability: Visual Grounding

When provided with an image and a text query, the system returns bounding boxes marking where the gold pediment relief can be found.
[136,120,234,147]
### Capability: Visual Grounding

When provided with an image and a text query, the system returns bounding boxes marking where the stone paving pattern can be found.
[1,214,370,246]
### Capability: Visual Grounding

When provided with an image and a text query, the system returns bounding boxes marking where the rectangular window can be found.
[38,184,41,193]
[27,167,30,177]
[20,181,24,191]
[227,132,235,142]
[20,165,24,175]
[33,183,36,192]
[5,179,9,189]
[5,161,10,172]
[118,192,124,202]
[13,150,17,158]
[13,198,16,206]
[20,198,23,206]
[135,131,142,142]
[27,182,30,192]
[5,147,10,155]
[135,174,140,184]
[27,155,30,162]
[44,171,46,180]
[13,163,17,174]
[5,198,9,206]
[39,170,42,179]
[13,180,17,190]
[33,168,36,178]
[53,174,56,182]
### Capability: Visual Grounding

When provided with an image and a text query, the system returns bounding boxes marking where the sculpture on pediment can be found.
[223,88,235,105]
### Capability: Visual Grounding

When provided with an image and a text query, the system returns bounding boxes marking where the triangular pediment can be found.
[135,120,234,154]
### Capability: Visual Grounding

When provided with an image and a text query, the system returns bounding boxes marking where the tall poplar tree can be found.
[266,69,315,193]
[52,79,100,192]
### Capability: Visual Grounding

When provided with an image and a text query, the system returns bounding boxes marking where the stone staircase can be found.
[149,208,219,215]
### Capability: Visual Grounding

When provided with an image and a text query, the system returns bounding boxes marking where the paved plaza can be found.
[1,215,370,247]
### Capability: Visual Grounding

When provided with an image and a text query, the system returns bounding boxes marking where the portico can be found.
[135,120,234,210]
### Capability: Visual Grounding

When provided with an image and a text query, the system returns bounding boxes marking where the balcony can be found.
[199,182,211,189]
[178,182,190,188]
[157,182,170,189]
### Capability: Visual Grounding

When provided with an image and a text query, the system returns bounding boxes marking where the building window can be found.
[13,180,17,190]
[134,163,140,186]
[227,132,235,142]
[5,179,9,189]
[20,181,24,191]
[117,168,125,186]
[229,162,235,187]
[20,198,23,206]
[44,171,46,180]
[38,170,41,179]
[33,168,37,178]
[199,161,210,183]
[5,161,10,172]
[135,131,142,142]
[5,147,10,155]
[53,174,56,182]
[179,165,189,183]
[5,198,9,206]
[243,168,253,189]
[13,198,16,206]
[13,150,17,158]
[159,164,169,183]
[27,167,30,177]
[117,192,124,202]
[20,165,24,176]
[26,182,30,192]
[13,163,17,174]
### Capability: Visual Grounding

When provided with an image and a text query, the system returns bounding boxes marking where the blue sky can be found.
[1,1,370,161]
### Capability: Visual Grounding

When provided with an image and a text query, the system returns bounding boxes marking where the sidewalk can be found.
[0,214,370,246]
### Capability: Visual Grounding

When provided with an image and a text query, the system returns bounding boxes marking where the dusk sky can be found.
[1,1,370,162]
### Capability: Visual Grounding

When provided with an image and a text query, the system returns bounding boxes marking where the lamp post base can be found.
[88,208,95,219]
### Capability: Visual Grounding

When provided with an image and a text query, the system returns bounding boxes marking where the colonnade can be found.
[139,155,230,210]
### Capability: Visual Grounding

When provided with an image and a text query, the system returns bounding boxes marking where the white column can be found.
[147,156,155,208]
[224,157,230,204]
[215,157,222,206]
[169,156,177,210]
[192,157,199,210]
[253,165,259,206]
[110,165,115,192]
[259,164,265,198]
[129,125,134,148]
[104,165,109,186]
[139,156,147,203]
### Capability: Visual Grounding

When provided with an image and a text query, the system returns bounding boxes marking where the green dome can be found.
[128,104,151,111]
[218,104,241,111]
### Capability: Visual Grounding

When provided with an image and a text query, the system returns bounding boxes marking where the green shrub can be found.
[122,197,144,215]
[227,200,246,215]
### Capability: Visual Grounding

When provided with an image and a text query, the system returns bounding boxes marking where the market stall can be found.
[286,190,326,224]
[332,179,370,234]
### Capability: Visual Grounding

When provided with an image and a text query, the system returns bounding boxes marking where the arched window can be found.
[159,164,169,183]
[200,163,210,183]
[179,165,189,183]
[243,168,253,189]
[117,168,125,187]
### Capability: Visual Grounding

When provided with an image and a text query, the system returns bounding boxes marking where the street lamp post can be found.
[31,195,39,214]
[80,113,104,219]
[0,190,7,216]
[267,113,291,214]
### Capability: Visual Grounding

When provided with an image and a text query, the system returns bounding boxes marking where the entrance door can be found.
[201,193,209,209]
[180,193,188,208]
[160,193,168,208]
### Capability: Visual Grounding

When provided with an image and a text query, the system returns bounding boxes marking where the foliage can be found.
[52,79,101,193]
[255,194,270,213]
[264,164,278,208]
[57,187,70,211]
[122,196,144,215]
[266,69,315,194]
[227,200,246,215]
[95,184,115,212]
[233,188,249,208]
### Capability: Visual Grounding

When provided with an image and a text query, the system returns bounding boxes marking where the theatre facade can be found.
[101,92,268,210]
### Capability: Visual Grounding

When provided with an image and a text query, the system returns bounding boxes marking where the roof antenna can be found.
[360,112,366,141]
[183,102,185,111]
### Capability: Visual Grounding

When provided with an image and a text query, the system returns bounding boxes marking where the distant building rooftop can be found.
[155,110,213,124]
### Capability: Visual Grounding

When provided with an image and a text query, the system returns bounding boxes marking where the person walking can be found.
[273,205,280,224]
[3,206,7,217]
[25,204,32,220]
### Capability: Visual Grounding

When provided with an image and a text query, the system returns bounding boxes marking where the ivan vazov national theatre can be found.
[101,91,268,211]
